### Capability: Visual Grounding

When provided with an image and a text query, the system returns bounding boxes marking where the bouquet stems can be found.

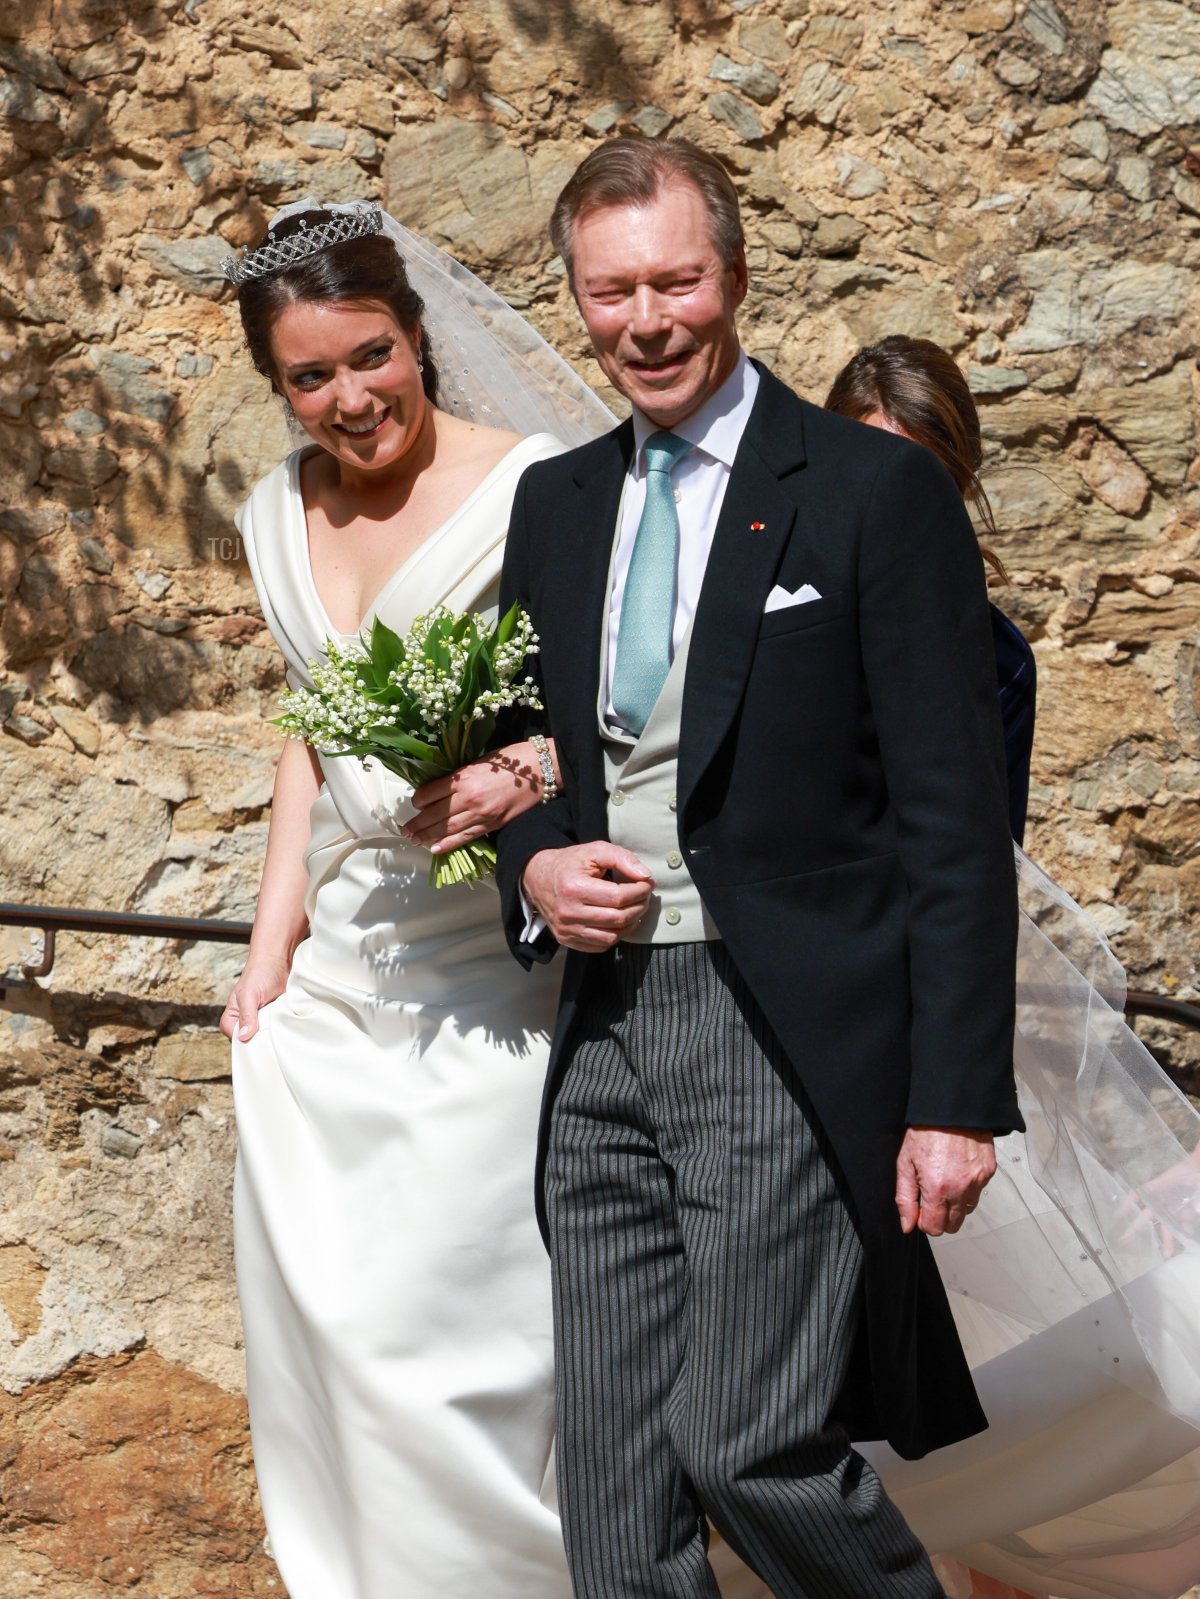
[429,840,498,890]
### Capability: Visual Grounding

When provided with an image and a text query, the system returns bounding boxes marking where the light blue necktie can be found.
[611,431,692,737]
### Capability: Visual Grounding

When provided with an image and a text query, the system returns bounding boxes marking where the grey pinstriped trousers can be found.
[545,941,943,1599]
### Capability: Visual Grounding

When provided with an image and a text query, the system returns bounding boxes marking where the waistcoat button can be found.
[665,908,682,926]
[611,789,626,806]
[666,850,683,869]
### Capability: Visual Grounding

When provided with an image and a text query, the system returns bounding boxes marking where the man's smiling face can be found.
[570,179,748,430]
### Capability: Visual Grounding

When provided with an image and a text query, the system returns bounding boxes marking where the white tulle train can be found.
[871,848,1200,1599]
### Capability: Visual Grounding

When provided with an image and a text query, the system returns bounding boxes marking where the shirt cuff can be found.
[518,881,547,944]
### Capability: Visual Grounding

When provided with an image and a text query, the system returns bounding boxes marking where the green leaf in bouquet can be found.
[367,726,446,765]
[460,710,497,766]
[368,616,407,677]
[449,611,476,647]
[358,644,395,684]
[470,629,491,671]
[323,738,410,773]
[369,751,443,786]
[391,697,422,733]
[475,644,500,696]
[441,707,465,763]
[455,643,482,710]
[420,622,446,668]
[495,599,520,647]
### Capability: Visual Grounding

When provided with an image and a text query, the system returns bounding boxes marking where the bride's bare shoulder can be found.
[434,411,524,466]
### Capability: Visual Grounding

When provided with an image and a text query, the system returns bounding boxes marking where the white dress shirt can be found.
[603,351,760,728]
[521,352,759,938]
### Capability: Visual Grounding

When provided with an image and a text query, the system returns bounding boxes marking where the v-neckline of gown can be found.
[289,439,529,642]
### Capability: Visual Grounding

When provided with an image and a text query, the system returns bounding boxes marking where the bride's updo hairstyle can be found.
[825,334,1006,579]
[235,208,440,403]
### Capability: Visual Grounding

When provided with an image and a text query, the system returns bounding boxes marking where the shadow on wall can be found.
[405,0,665,114]
[1,29,291,719]
[378,0,667,293]
[0,976,231,1144]
[495,0,664,85]
[1,0,666,717]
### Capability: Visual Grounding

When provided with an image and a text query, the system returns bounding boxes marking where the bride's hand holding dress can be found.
[220,670,553,1045]
[220,736,319,1043]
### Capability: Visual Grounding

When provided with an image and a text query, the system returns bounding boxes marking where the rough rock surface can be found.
[1,0,1198,1592]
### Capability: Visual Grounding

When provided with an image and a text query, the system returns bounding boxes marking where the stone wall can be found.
[1,0,1198,1592]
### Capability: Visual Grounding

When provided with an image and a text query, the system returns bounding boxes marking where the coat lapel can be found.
[560,421,634,743]
[678,368,809,813]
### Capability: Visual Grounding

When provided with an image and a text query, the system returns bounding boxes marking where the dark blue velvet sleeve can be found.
[989,604,1037,846]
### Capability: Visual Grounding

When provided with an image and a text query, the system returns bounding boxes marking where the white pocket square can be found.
[764,583,822,614]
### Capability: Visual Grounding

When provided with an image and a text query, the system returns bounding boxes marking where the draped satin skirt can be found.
[232,802,570,1598]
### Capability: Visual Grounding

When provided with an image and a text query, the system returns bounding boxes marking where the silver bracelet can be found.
[530,733,558,804]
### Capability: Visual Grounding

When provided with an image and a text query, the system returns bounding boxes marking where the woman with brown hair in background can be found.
[826,334,1036,845]
[822,336,1200,1599]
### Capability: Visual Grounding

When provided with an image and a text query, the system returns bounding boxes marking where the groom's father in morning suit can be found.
[496,137,1021,1599]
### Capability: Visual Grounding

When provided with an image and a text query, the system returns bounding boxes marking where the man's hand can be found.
[523,843,653,952]
[895,1126,996,1237]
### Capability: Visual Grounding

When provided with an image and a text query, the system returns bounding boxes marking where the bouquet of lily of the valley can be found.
[275,603,542,888]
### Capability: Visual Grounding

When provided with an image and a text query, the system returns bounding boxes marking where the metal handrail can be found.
[0,901,252,983]
[0,903,253,941]
[0,903,1196,1034]
[1125,990,1200,1032]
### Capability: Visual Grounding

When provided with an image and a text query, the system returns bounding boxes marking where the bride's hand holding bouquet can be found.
[402,735,555,864]
[275,600,551,887]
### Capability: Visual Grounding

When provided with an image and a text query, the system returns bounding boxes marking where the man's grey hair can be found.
[550,136,745,289]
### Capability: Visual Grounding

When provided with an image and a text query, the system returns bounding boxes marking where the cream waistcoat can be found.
[599,510,720,946]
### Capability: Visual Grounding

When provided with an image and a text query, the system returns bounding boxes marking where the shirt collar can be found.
[631,350,759,472]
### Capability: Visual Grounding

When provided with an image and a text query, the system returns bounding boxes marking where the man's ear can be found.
[729,247,749,310]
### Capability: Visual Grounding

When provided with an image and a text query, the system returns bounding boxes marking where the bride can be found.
[218,198,584,1597]
[219,197,1200,1599]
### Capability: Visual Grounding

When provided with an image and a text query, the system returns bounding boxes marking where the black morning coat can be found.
[495,361,1023,1461]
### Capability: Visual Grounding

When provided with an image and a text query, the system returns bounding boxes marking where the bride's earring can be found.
[274,384,297,426]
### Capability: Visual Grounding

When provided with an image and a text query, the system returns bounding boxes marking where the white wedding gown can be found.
[232,435,573,1598]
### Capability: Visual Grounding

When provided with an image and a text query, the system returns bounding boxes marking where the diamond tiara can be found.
[220,202,385,284]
